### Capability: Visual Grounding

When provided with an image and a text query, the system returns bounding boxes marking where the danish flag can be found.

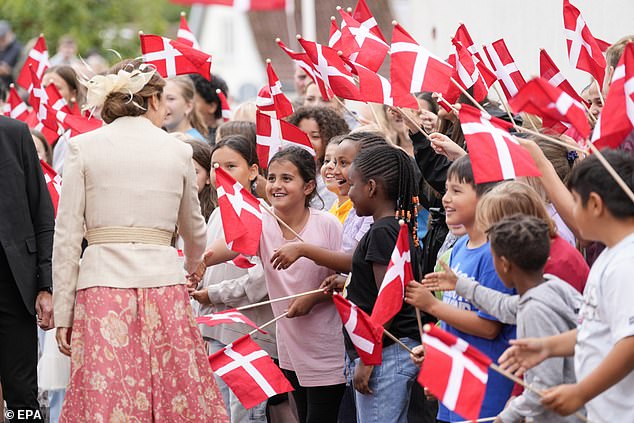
[338,9,389,72]
[176,13,200,49]
[215,166,262,256]
[509,77,590,139]
[563,0,607,84]
[256,111,315,169]
[16,35,49,90]
[297,37,362,101]
[452,38,497,103]
[197,309,267,333]
[483,39,526,98]
[592,43,634,149]
[3,85,29,121]
[216,89,232,122]
[172,0,286,11]
[263,61,294,119]
[419,325,491,421]
[328,16,344,51]
[371,223,414,326]
[40,160,61,217]
[459,104,541,184]
[44,105,103,138]
[390,23,453,99]
[348,60,417,108]
[140,34,212,80]
[209,334,293,409]
[539,49,587,106]
[453,24,482,63]
[276,39,321,92]
[352,0,386,43]
[333,293,384,365]
[26,66,69,143]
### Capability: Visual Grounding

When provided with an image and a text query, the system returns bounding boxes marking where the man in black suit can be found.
[0,116,55,420]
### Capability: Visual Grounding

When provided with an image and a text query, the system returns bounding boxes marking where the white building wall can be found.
[392,0,634,91]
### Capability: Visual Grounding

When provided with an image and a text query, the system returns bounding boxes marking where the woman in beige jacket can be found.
[52,60,227,422]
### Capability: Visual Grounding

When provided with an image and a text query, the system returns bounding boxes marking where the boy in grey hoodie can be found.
[421,215,583,422]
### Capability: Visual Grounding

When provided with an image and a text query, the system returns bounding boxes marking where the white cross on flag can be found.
[172,0,286,11]
[256,110,315,169]
[176,13,200,49]
[16,35,49,90]
[539,49,587,106]
[509,77,590,140]
[216,89,232,122]
[563,0,606,85]
[333,293,384,365]
[483,39,526,99]
[390,23,453,100]
[328,16,344,51]
[459,104,541,184]
[209,334,293,409]
[419,325,491,422]
[3,85,29,122]
[592,43,634,149]
[44,105,103,138]
[338,8,389,73]
[277,39,323,95]
[40,160,61,217]
[140,34,212,80]
[352,0,386,43]
[26,66,70,144]
[347,59,418,108]
[453,24,483,63]
[298,37,362,101]
[197,309,267,333]
[215,165,262,256]
[264,61,294,119]
[371,223,414,326]
[452,38,497,103]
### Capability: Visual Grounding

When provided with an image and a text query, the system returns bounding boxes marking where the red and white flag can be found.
[40,160,61,217]
[256,85,275,113]
[371,223,414,326]
[197,309,266,333]
[419,325,492,421]
[592,43,634,149]
[276,39,321,93]
[539,49,587,106]
[256,110,315,169]
[338,9,389,73]
[263,61,294,119]
[3,85,29,121]
[209,334,293,409]
[44,105,103,138]
[328,16,344,51]
[176,13,201,49]
[509,77,591,139]
[483,39,526,98]
[348,60,417,108]
[140,34,212,80]
[16,35,49,90]
[298,38,362,101]
[215,165,262,256]
[453,24,482,63]
[352,0,386,43]
[26,66,69,144]
[333,293,384,365]
[563,0,607,84]
[459,104,541,184]
[216,89,232,122]
[171,0,286,11]
[452,38,497,103]
[390,23,453,99]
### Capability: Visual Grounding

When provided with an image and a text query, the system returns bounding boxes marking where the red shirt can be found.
[544,235,589,293]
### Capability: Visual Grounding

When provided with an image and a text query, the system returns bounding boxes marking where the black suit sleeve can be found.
[20,124,55,290]
[411,131,451,195]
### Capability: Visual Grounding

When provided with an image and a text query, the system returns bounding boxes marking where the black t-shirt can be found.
[345,216,434,359]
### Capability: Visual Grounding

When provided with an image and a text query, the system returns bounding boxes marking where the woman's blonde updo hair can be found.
[100,59,165,124]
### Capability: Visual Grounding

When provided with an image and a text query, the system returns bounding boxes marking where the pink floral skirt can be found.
[60,285,228,423]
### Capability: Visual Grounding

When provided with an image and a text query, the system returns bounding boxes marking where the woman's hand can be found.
[410,345,425,367]
[56,327,73,357]
[428,133,467,161]
[191,289,211,305]
[404,281,439,313]
[421,260,458,291]
[320,274,347,294]
[270,243,304,270]
[353,362,375,395]
[420,109,438,133]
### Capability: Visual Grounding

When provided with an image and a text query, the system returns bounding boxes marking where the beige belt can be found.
[85,227,173,246]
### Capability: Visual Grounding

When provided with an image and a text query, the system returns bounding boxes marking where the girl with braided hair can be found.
[344,144,435,423]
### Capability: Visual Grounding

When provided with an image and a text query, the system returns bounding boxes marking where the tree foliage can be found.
[1,0,186,62]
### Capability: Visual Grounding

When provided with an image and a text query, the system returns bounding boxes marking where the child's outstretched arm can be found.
[541,336,634,416]
[270,242,352,273]
[203,237,240,267]
[405,282,503,339]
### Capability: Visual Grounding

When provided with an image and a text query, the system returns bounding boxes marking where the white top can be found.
[575,232,634,422]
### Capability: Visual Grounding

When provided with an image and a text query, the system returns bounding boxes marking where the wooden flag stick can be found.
[248,311,289,337]
[236,288,325,312]
[415,308,425,346]
[489,363,590,422]
[333,96,363,124]
[512,126,587,153]
[260,202,305,242]
[396,107,430,137]
[450,77,487,114]
[453,417,497,423]
[594,79,605,108]
[369,103,386,132]
[586,142,634,206]
[383,328,415,355]
[492,83,516,125]
[436,94,460,114]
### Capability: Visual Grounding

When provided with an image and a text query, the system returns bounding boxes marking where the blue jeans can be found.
[352,337,418,423]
